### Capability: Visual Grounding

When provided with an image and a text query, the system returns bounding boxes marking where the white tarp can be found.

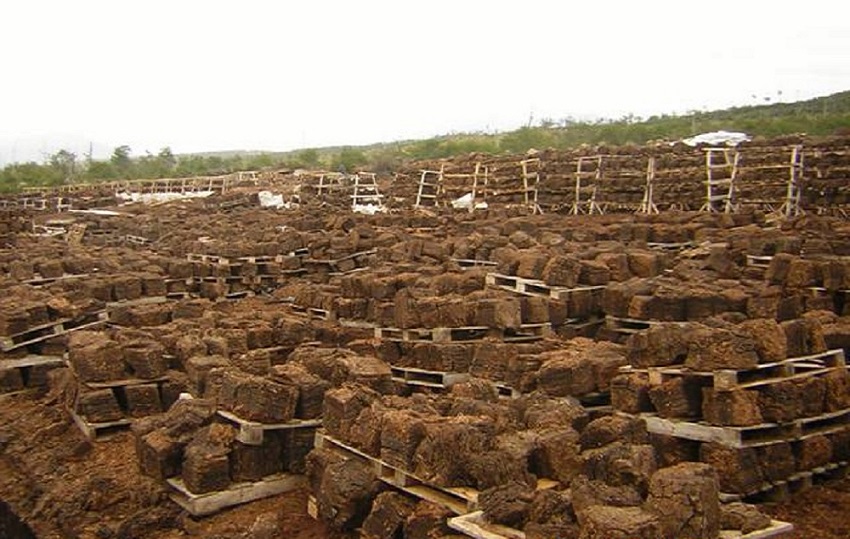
[451,192,489,210]
[68,209,125,216]
[257,190,297,209]
[353,203,386,215]
[116,190,214,204]
[681,131,751,147]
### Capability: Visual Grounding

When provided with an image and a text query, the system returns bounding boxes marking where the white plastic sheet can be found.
[258,190,287,208]
[353,204,386,215]
[116,190,214,204]
[451,192,489,210]
[681,131,751,147]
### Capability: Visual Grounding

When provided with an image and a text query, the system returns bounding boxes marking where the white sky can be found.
[1,0,848,162]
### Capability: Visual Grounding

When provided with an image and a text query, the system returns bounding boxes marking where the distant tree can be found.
[333,147,368,172]
[298,149,320,168]
[3,162,62,188]
[84,160,117,181]
[48,149,77,182]
[246,153,274,170]
[499,127,554,153]
[369,147,402,174]
[157,147,177,173]
[110,145,133,177]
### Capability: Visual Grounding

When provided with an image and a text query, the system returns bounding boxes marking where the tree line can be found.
[3,90,849,193]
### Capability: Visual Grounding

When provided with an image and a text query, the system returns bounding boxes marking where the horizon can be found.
[1,89,845,167]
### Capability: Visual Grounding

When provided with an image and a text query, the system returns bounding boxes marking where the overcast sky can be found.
[1,0,848,163]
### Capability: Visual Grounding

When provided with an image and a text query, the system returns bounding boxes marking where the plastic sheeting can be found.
[681,131,751,147]
[353,203,386,215]
[450,193,489,210]
[116,190,214,204]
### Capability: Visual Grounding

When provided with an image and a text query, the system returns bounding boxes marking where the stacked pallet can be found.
[61,330,189,439]
[612,320,850,500]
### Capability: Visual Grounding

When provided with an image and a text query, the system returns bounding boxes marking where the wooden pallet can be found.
[620,349,847,391]
[307,494,319,519]
[83,374,169,390]
[448,511,524,539]
[720,461,849,503]
[638,407,850,448]
[68,406,132,441]
[746,255,774,268]
[328,266,371,277]
[124,234,152,246]
[494,383,520,399]
[390,366,470,390]
[106,296,169,309]
[604,315,662,335]
[447,511,794,539]
[223,290,254,300]
[485,272,605,301]
[287,304,335,321]
[0,354,65,371]
[235,252,307,264]
[22,272,92,286]
[806,286,850,297]
[216,410,321,446]
[167,473,305,517]
[188,256,303,268]
[187,253,232,264]
[0,355,65,393]
[553,316,605,338]
[646,241,696,251]
[0,311,108,352]
[314,431,479,515]
[374,323,551,344]
[304,249,377,269]
[452,259,498,269]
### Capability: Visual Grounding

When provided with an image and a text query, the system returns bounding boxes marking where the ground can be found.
[0,389,350,539]
[2,386,849,538]
[762,475,850,539]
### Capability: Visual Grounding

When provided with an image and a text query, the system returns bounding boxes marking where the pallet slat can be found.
[638,407,850,448]
[449,511,794,539]
[217,410,321,446]
[167,474,305,517]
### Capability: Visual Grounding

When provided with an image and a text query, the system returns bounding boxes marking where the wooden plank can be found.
[315,431,477,514]
[625,349,846,391]
[106,296,168,309]
[604,315,658,334]
[0,355,64,370]
[452,259,498,268]
[1,312,108,352]
[375,325,549,344]
[719,521,795,539]
[485,272,604,301]
[68,407,131,441]
[167,474,306,517]
[720,461,848,504]
[390,366,470,387]
[87,375,169,390]
[216,410,321,446]
[450,511,794,539]
[641,414,791,448]
[448,511,525,539]
[640,404,850,448]
[396,484,469,516]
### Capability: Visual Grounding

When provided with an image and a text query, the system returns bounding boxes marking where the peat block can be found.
[646,462,720,539]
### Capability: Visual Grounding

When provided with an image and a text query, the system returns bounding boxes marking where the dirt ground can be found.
[0,386,848,538]
[0,389,352,539]
[762,475,850,539]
